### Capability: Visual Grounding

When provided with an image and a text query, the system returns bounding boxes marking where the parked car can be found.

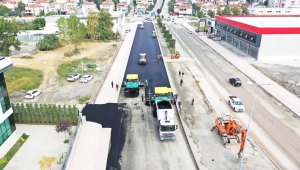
[125,29,130,33]
[67,73,80,82]
[229,78,242,86]
[25,90,41,99]
[195,29,200,32]
[81,75,94,83]
[188,30,193,34]
[207,34,216,39]
[213,37,222,41]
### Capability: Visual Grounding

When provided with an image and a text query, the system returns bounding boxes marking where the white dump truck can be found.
[152,87,178,140]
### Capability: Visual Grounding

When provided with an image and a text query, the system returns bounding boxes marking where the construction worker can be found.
[116,84,119,91]
[141,94,144,102]
[141,111,144,120]
[191,97,194,105]
[145,79,148,86]
[180,79,183,86]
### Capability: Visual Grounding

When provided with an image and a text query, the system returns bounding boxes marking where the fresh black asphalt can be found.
[123,22,171,96]
[82,22,171,170]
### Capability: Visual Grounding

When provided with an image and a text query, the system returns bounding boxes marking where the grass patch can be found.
[57,58,96,78]
[64,49,80,57]
[5,67,43,94]
[20,55,33,59]
[0,133,29,169]
[79,95,91,104]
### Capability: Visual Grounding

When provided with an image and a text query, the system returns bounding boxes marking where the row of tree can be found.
[12,103,79,125]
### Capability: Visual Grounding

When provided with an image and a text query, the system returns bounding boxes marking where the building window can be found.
[267,11,272,13]
[0,114,16,146]
[276,11,281,13]
[0,73,11,113]
[259,11,263,13]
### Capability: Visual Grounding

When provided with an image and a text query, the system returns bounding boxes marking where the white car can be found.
[25,90,41,99]
[81,75,94,83]
[67,73,80,82]
[213,37,222,41]
[228,96,245,112]
[188,30,193,34]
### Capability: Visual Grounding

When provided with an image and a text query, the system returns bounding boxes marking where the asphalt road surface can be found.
[168,23,300,169]
[123,22,171,95]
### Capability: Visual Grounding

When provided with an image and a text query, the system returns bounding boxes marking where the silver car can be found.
[213,37,222,41]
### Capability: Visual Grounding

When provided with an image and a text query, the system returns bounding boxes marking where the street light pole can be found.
[238,77,274,170]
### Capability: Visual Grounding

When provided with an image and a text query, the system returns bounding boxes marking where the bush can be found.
[64,49,80,57]
[0,158,7,165]
[37,34,60,51]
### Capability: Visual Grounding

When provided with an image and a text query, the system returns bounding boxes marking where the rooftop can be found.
[225,17,300,28]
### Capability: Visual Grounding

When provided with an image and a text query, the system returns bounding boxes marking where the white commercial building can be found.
[216,16,300,60]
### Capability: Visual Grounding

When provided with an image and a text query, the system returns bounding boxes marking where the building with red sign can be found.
[215,16,300,60]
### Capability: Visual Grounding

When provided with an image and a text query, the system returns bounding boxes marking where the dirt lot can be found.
[10,41,122,104]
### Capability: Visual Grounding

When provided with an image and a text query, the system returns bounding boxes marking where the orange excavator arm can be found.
[238,129,247,157]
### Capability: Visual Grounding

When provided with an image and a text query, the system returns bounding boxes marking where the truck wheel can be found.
[221,137,228,145]
[215,127,219,134]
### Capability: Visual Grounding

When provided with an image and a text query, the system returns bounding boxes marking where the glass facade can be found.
[0,73,11,113]
[0,114,16,146]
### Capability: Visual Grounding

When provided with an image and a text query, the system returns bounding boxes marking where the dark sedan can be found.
[229,78,242,86]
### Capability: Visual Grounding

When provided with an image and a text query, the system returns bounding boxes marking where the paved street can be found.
[167,23,300,169]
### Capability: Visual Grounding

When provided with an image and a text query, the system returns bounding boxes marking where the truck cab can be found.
[228,96,245,112]
[124,74,140,97]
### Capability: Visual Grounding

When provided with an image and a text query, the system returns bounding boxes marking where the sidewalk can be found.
[94,23,137,104]
[182,22,300,117]
[154,23,279,170]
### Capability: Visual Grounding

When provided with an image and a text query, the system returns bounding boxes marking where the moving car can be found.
[195,29,200,32]
[81,75,94,83]
[229,78,242,86]
[188,30,193,34]
[67,73,80,82]
[25,90,41,99]
[213,37,222,41]
[228,96,245,112]
[125,29,130,33]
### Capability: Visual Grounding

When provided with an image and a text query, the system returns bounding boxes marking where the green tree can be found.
[37,34,60,50]
[242,7,248,14]
[168,1,174,12]
[197,10,204,18]
[20,103,26,123]
[72,105,78,125]
[217,7,222,15]
[207,9,215,18]
[232,7,241,15]
[33,18,46,27]
[264,0,269,6]
[57,15,86,50]
[0,6,9,16]
[222,5,231,15]
[87,11,99,40]
[43,104,49,124]
[4,13,9,18]
[17,1,26,12]
[96,9,114,40]
[0,18,20,56]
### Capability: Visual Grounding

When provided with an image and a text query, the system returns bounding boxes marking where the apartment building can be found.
[136,0,153,5]
[100,0,115,11]
[82,1,98,16]
[269,0,300,8]
[117,2,128,13]
[1,0,18,10]
[25,3,44,16]
[248,7,300,16]
[174,4,192,15]
[0,57,17,154]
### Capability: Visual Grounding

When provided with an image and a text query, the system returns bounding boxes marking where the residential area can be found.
[0,0,300,169]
